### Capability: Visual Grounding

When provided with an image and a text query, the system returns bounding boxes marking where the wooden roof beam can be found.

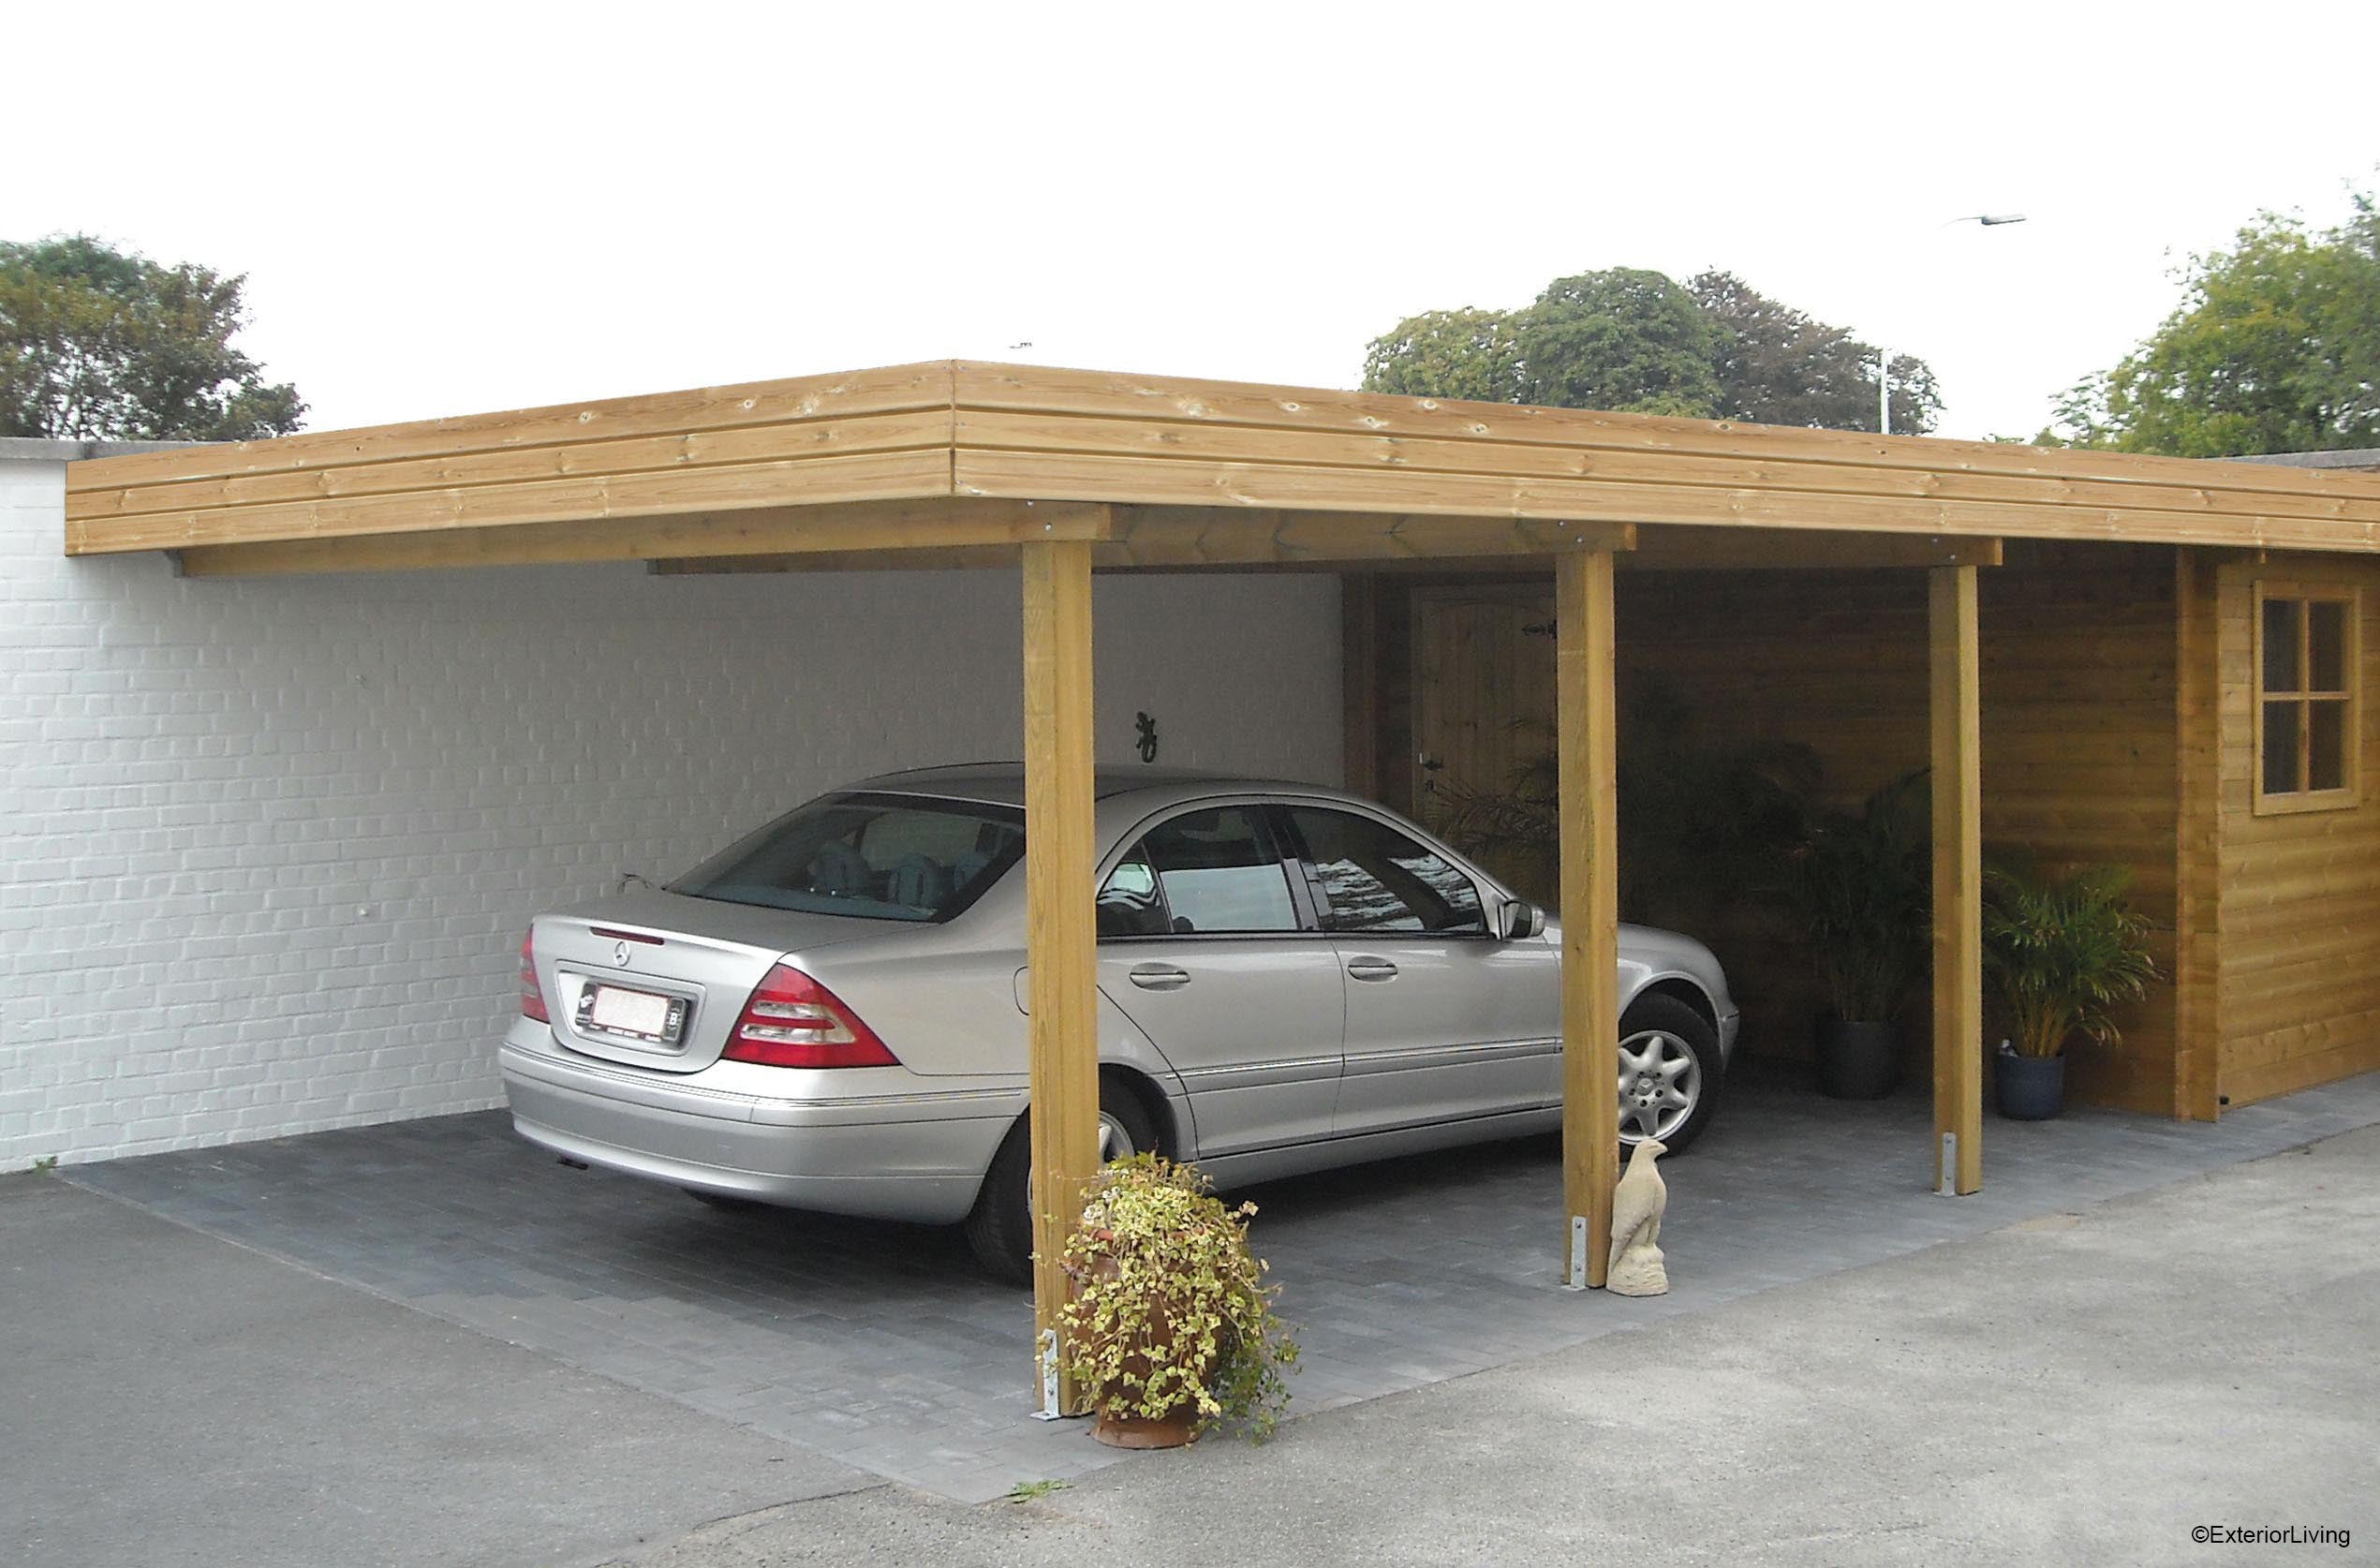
[1624,527,2002,571]
[647,509,1633,575]
[1102,507,1633,566]
[170,497,1113,577]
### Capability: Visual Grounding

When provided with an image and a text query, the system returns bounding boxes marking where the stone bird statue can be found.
[1606,1138,1669,1296]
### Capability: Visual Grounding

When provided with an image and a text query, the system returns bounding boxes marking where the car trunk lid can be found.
[528,888,887,1073]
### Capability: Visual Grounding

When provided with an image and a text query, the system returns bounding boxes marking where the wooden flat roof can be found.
[61,360,2380,574]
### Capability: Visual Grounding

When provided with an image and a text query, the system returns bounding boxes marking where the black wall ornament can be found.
[1135,711,1160,763]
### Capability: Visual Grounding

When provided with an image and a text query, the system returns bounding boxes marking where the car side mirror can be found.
[1495,900,1545,940]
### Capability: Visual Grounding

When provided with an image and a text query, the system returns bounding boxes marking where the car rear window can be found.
[671,793,1025,922]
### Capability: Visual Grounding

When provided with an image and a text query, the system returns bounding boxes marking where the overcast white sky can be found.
[10,1,2376,440]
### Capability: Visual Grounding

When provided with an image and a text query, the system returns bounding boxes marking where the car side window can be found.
[1284,806,1487,936]
[1122,806,1298,935]
[1097,846,1173,938]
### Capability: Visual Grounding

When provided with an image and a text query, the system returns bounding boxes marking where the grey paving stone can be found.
[63,1064,2380,1503]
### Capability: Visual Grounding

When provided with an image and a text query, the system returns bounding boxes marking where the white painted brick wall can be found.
[0,454,1343,1169]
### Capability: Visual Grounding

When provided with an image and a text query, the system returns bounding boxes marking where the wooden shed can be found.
[62,362,2380,1410]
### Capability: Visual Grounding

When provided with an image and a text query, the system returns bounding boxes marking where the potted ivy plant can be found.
[1057,1155,1298,1448]
[1982,861,2158,1119]
[1783,770,1931,1100]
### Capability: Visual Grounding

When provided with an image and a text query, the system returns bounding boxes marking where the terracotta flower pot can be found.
[1080,1255,1208,1450]
[1091,1406,1201,1449]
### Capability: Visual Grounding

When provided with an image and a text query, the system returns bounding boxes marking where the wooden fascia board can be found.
[952,448,2380,554]
[67,361,959,497]
[951,406,2380,531]
[950,361,2380,516]
[63,356,2380,568]
[72,448,954,555]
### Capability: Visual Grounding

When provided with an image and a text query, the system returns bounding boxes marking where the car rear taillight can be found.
[519,930,550,1023]
[722,964,898,1069]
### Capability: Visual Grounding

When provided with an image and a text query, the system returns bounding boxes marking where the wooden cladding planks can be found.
[1980,544,2185,1118]
[1591,545,2188,1119]
[2210,555,2380,1110]
[1339,547,2206,1119]
[2223,1028,2380,1105]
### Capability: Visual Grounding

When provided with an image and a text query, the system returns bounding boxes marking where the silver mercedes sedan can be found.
[501,765,1738,1280]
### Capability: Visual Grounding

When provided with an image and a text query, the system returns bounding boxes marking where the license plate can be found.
[590,985,676,1043]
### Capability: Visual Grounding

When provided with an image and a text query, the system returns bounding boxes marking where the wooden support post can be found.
[2173,548,2222,1122]
[1556,548,1620,1285]
[1021,535,1101,1412]
[1929,564,1984,1195]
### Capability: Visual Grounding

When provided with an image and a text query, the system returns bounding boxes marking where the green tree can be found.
[1361,264,1936,432]
[2038,190,2380,455]
[1516,267,1719,415]
[1360,307,1527,403]
[0,234,304,441]
[1691,270,1940,435]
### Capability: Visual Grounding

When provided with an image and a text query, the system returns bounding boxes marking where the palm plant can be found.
[1982,861,2158,1059]
[1781,770,1932,1023]
[1428,742,1560,904]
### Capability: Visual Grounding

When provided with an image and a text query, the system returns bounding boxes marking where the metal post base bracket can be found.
[1935,1132,1958,1197]
[1033,1327,1064,1420]
[1564,1213,1591,1291]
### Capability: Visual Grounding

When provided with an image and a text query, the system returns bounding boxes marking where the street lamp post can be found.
[1880,214,2028,435]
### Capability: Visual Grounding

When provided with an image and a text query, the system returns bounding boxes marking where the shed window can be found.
[2254,584,2359,814]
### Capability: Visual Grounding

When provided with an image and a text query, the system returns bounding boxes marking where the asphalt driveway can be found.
[0,1175,869,1568]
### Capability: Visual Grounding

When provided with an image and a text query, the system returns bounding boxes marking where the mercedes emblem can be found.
[612,940,631,968]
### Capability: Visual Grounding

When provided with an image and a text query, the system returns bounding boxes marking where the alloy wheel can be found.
[1616,1029,1702,1143]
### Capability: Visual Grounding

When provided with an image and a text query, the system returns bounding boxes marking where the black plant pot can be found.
[1994,1048,2065,1120]
[1814,1016,1900,1100]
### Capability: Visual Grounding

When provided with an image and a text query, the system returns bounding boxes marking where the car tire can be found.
[965,1080,1160,1286]
[1617,993,1723,1155]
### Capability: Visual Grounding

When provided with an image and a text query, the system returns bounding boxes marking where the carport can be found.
[63,360,2380,1415]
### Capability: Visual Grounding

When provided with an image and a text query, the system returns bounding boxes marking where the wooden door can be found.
[1411,584,1560,899]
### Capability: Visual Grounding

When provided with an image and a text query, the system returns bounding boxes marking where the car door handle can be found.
[1346,957,1399,982]
[1127,964,1191,991]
